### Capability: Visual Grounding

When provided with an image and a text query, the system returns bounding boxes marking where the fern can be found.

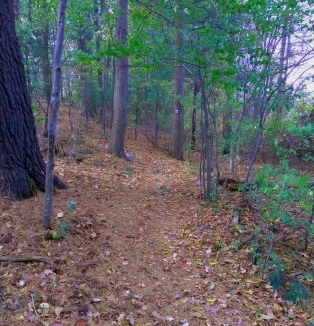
[268,270,285,290]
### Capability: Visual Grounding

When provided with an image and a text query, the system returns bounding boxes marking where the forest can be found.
[0,0,313,324]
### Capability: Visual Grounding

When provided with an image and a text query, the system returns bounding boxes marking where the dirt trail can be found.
[0,128,310,325]
[69,139,237,325]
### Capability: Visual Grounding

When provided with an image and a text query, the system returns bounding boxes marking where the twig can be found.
[262,230,274,276]
[139,130,168,152]
[0,256,50,263]
[31,294,40,319]
[237,222,283,250]
[237,233,257,250]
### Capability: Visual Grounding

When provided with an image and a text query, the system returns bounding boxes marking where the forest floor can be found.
[0,108,313,326]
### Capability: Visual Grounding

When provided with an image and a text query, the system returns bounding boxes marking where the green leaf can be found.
[67,200,77,210]
[290,220,299,229]
[284,282,310,303]
[268,270,284,290]
[282,213,292,223]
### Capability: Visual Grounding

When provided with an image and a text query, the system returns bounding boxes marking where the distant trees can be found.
[0,0,66,200]
[11,0,313,198]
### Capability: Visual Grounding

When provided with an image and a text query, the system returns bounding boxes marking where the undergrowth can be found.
[240,158,313,305]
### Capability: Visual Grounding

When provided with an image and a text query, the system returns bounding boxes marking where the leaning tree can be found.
[0,0,66,200]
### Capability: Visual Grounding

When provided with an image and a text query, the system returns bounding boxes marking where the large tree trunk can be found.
[200,75,213,201]
[77,37,93,124]
[108,0,129,158]
[0,0,66,200]
[170,29,185,160]
[101,58,109,138]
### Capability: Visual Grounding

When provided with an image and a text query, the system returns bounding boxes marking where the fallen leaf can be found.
[208,283,215,290]
[106,294,118,304]
[260,313,275,320]
[18,280,26,287]
[106,268,115,274]
[152,311,162,319]
[44,269,54,276]
[205,246,212,258]
[208,304,220,314]
[55,306,63,317]
[0,234,13,244]
[224,259,236,263]
[240,267,247,274]
[39,302,50,309]
[207,297,217,304]
[134,294,143,300]
[126,315,135,325]
[272,304,283,318]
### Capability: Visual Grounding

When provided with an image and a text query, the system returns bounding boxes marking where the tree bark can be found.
[77,37,93,124]
[101,58,109,138]
[108,0,129,158]
[277,18,288,115]
[200,76,212,201]
[170,29,185,160]
[191,81,198,150]
[41,4,52,137]
[0,0,66,200]
[43,0,68,229]
[14,0,20,20]
[222,103,232,155]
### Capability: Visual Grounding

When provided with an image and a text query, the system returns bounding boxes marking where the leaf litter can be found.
[0,108,312,325]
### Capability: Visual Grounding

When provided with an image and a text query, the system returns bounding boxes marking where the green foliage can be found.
[268,269,310,304]
[53,223,71,240]
[120,167,134,176]
[67,200,77,210]
[289,123,314,163]
[254,160,313,220]
[263,103,314,163]
[157,185,171,196]
[284,282,310,304]
[268,270,285,290]
[84,146,100,155]
[31,104,44,124]
[52,200,76,240]
[248,159,313,303]
[33,292,42,302]
[184,162,198,175]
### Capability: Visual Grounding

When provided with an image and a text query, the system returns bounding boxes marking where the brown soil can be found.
[0,109,312,326]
